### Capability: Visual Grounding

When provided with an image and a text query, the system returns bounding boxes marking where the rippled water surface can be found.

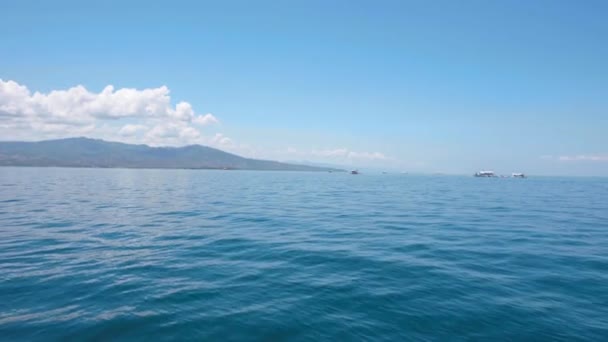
[1,167,607,341]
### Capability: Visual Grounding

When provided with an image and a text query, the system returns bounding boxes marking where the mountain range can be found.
[0,137,343,172]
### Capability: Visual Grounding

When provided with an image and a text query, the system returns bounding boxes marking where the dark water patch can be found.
[158,210,202,217]
[0,198,24,203]
[95,204,114,210]
[33,221,74,229]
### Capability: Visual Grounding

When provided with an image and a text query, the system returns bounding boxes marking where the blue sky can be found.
[1,0,607,175]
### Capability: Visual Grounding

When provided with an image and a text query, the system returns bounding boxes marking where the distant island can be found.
[0,137,344,172]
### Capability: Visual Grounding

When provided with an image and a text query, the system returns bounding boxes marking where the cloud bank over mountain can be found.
[0,79,391,166]
[0,79,221,147]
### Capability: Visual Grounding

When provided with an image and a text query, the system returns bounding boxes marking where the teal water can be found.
[1,168,607,341]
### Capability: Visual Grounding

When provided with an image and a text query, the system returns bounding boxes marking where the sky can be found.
[1,0,607,176]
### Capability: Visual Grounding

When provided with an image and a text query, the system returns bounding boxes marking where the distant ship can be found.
[512,173,526,178]
[351,170,359,175]
[474,170,496,177]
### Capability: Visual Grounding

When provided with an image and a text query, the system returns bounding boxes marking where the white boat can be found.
[474,170,496,177]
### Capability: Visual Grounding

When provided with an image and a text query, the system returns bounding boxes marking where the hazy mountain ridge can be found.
[0,138,343,171]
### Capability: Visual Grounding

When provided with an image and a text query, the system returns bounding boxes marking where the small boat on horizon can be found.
[474,170,496,177]
[512,173,526,178]
[351,170,359,175]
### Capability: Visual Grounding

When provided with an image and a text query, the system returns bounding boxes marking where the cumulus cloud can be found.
[118,124,148,136]
[194,113,219,126]
[210,133,233,146]
[0,79,392,164]
[0,79,220,146]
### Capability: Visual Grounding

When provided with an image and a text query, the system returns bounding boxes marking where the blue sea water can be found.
[0,167,607,341]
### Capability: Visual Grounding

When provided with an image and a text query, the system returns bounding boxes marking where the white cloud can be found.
[193,113,219,126]
[143,122,203,146]
[347,151,387,160]
[169,101,196,122]
[556,155,608,162]
[312,148,349,157]
[0,79,219,146]
[118,124,148,136]
[0,79,393,165]
[210,133,233,146]
[311,148,388,160]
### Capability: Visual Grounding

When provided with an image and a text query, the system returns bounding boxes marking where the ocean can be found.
[1,167,607,341]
